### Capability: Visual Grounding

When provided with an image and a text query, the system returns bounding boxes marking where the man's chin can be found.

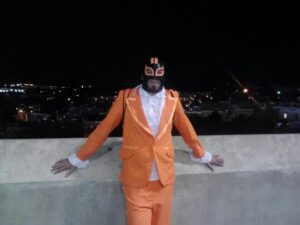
[147,87,160,93]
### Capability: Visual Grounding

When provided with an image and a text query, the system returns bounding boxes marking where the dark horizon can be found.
[1,1,299,92]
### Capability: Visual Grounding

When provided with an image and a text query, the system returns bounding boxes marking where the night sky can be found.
[0,1,299,92]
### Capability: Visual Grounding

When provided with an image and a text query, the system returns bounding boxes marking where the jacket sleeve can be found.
[173,91,206,158]
[72,89,125,162]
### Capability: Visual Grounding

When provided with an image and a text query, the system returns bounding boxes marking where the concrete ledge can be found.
[1,134,300,225]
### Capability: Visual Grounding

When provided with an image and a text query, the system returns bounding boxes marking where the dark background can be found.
[1,1,299,92]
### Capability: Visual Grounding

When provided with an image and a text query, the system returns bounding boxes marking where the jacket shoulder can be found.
[166,88,180,98]
[118,88,133,96]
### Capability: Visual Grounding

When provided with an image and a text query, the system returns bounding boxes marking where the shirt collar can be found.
[139,84,165,99]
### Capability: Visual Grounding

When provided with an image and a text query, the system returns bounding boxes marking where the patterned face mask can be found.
[142,57,165,93]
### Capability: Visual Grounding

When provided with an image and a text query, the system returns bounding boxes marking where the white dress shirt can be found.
[139,85,166,181]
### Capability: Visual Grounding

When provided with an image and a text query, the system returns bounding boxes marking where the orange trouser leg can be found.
[123,181,174,225]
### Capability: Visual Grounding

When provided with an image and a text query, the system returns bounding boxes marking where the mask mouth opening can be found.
[142,76,165,94]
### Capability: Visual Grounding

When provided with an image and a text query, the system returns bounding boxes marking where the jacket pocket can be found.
[119,146,136,160]
[164,147,175,159]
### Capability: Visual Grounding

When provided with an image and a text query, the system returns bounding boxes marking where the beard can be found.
[142,76,165,94]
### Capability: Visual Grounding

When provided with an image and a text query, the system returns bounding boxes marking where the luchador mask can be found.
[141,57,165,93]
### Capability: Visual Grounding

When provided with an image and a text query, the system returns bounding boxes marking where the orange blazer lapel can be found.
[156,91,178,140]
[126,87,153,136]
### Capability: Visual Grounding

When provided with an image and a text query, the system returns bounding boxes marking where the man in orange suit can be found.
[51,57,224,225]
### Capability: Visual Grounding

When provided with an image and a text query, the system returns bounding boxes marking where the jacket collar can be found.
[126,85,177,140]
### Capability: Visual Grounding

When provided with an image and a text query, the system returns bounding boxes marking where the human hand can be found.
[51,158,77,177]
[205,154,224,172]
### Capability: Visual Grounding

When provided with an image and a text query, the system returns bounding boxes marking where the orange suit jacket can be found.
[75,86,206,187]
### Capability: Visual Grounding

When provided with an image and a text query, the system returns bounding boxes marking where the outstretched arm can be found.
[51,89,125,176]
[72,89,124,161]
[173,91,224,169]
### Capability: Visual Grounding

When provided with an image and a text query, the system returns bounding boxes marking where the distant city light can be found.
[283,113,287,119]
[277,90,281,95]
[67,98,71,101]
[243,88,248,93]
[0,88,25,93]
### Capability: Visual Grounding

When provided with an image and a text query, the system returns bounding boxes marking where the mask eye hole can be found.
[144,67,154,76]
[155,67,164,76]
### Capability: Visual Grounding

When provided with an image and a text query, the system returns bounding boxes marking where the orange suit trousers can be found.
[123,181,174,225]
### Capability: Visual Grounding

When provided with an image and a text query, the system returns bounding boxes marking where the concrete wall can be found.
[1,134,300,225]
